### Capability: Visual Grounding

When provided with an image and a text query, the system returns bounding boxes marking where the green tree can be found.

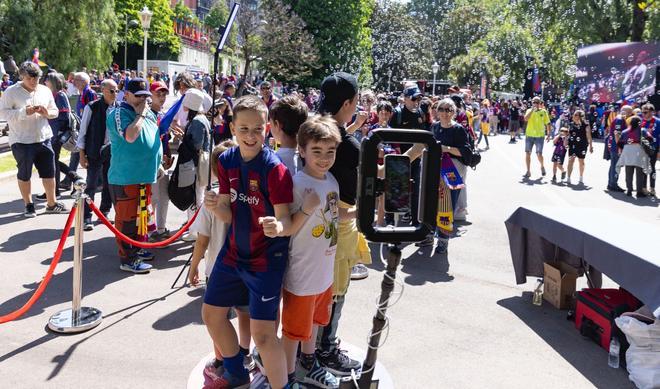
[259,0,320,84]
[115,0,180,57]
[0,0,36,61]
[370,0,434,90]
[0,0,117,72]
[283,0,375,86]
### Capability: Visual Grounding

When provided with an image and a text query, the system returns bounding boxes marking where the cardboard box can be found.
[543,261,578,309]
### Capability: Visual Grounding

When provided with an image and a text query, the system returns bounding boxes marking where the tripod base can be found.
[187,343,393,389]
[48,307,102,334]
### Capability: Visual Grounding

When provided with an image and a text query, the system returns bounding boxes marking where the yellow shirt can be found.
[466,110,473,129]
[525,108,550,137]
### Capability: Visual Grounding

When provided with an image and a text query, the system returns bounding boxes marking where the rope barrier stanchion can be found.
[0,206,77,324]
[48,180,102,334]
[88,200,200,248]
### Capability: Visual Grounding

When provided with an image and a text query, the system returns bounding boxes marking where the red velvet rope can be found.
[88,200,200,248]
[0,206,77,324]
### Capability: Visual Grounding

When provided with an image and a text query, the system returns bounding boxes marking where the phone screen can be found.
[384,154,411,213]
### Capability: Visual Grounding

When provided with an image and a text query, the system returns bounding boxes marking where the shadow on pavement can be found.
[0,228,72,253]
[152,288,204,331]
[0,236,191,321]
[497,292,634,389]
[0,198,30,227]
[604,190,659,207]
[399,247,454,285]
[519,177,547,186]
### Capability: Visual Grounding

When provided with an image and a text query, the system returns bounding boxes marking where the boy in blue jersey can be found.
[202,95,294,389]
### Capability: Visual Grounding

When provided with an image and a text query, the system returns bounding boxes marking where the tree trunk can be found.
[630,1,646,41]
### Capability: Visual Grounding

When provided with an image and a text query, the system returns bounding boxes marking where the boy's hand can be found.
[302,189,320,215]
[204,190,219,210]
[355,111,369,127]
[188,264,200,286]
[259,216,283,237]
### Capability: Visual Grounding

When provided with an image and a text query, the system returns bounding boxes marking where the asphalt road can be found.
[0,134,656,388]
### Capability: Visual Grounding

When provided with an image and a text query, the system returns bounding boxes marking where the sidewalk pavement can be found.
[0,135,651,388]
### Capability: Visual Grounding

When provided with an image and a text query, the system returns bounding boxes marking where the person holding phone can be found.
[0,61,69,217]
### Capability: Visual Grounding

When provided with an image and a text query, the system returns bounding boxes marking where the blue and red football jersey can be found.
[216,146,293,272]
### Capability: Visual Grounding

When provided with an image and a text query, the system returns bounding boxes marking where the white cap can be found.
[182,88,206,112]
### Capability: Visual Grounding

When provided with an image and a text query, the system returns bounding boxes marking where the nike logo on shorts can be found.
[261,295,277,302]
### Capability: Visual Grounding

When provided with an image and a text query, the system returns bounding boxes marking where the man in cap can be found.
[77,79,119,230]
[148,80,174,240]
[106,78,162,274]
[390,85,427,234]
[523,96,551,178]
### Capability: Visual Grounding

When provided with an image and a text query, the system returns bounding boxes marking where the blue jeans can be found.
[608,150,619,188]
[83,154,112,221]
[316,294,345,352]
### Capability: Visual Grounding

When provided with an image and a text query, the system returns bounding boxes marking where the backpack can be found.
[461,126,481,169]
[59,92,80,152]
[167,122,199,211]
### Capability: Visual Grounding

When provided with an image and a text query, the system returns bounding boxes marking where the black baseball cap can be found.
[126,78,151,96]
[403,86,422,99]
[319,72,359,115]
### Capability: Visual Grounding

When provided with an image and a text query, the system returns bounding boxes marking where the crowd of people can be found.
[1,53,659,389]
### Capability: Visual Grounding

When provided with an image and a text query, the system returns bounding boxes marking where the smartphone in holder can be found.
[384,154,411,214]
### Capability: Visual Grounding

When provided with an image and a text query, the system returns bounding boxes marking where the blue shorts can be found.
[204,261,284,321]
[525,136,545,154]
[11,139,55,181]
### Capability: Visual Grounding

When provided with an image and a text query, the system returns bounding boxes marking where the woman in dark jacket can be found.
[45,72,80,196]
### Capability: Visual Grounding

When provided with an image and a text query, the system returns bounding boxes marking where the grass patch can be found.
[0,148,71,174]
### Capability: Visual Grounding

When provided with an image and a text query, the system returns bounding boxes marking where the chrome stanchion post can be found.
[48,179,103,334]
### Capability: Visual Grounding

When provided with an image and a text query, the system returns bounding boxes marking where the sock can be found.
[213,358,224,369]
[300,352,315,370]
[239,346,249,357]
[223,352,248,379]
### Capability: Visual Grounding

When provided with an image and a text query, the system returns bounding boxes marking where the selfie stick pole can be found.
[207,2,240,191]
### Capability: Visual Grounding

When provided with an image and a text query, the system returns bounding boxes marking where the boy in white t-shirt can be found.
[281,116,342,388]
[188,139,252,385]
[269,95,309,175]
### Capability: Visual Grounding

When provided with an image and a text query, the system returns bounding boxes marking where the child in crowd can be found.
[316,72,370,376]
[269,95,309,175]
[370,101,397,226]
[551,127,569,183]
[281,116,342,388]
[189,139,253,386]
[202,95,294,389]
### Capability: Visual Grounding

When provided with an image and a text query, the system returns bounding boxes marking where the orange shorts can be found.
[282,286,333,341]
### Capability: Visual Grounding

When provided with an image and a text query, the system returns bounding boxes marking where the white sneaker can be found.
[182,232,197,242]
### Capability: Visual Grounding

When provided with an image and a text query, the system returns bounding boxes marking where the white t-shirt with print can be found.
[189,194,228,277]
[276,147,302,176]
[285,170,340,296]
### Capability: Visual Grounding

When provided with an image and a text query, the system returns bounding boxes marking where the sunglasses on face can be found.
[107,89,118,94]
[642,110,650,114]
[438,108,454,113]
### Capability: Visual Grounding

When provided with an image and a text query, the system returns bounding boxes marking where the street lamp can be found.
[124,16,139,71]
[432,61,439,96]
[387,69,392,93]
[138,6,153,77]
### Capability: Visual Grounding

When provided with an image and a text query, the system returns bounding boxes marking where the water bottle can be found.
[532,279,543,306]
[608,337,620,368]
